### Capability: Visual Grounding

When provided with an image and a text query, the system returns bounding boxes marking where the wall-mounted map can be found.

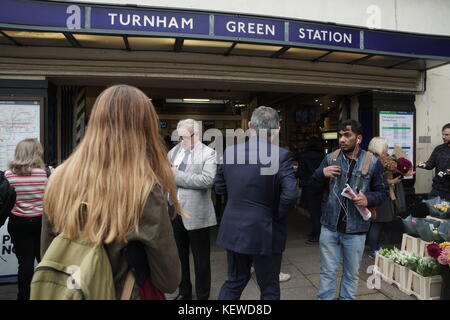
[0,101,40,171]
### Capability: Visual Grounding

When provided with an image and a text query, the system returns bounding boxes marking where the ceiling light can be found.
[315,99,319,102]
[183,98,211,102]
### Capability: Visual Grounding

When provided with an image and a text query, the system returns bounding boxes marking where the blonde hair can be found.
[8,139,44,175]
[368,136,388,156]
[44,85,182,244]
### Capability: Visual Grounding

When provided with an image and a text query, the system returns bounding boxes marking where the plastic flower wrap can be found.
[379,154,399,172]
[433,203,450,212]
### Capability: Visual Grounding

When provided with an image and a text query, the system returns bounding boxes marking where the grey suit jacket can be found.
[168,142,217,231]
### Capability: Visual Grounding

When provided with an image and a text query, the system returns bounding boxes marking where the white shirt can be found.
[173,141,200,200]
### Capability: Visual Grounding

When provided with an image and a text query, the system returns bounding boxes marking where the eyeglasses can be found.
[180,133,195,140]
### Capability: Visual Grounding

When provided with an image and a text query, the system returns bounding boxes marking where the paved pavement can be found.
[0,208,415,300]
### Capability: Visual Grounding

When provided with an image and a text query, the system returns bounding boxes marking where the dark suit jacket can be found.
[214,136,299,256]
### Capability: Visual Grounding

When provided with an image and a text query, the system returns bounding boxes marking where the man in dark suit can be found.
[214,106,299,300]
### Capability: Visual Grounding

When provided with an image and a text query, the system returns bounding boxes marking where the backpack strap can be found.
[361,151,374,175]
[328,149,341,165]
[45,166,52,178]
[120,271,135,300]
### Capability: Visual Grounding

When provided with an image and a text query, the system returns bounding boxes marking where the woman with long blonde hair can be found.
[41,84,182,298]
[5,138,49,300]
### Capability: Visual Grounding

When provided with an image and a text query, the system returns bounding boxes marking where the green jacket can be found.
[41,186,181,299]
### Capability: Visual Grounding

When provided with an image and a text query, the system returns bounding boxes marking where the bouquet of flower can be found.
[387,247,440,276]
[424,197,450,219]
[379,153,414,177]
[427,242,450,267]
[433,203,450,213]
[379,248,393,258]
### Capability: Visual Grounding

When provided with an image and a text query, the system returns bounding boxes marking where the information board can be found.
[379,111,414,179]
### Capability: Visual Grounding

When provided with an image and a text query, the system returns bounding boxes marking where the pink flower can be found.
[438,248,450,266]
[412,219,417,225]
[427,243,442,259]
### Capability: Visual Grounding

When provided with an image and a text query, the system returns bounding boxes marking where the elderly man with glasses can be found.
[168,119,217,300]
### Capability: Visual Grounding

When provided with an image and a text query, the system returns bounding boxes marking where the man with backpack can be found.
[311,120,388,300]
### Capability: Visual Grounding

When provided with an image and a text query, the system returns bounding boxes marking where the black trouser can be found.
[7,215,42,300]
[218,250,282,300]
[172,215,211,300]
[304,185,323,239]
[367,222,384,253]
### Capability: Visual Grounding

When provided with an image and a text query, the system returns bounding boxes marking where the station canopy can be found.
[1,0,450,72]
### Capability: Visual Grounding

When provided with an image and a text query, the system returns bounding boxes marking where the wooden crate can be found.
[401,233,431,257]
[418,238,431,258]
[404,270,442,300]
[374,252,393,283]
[388,262,408,292]
[401,233,419,255]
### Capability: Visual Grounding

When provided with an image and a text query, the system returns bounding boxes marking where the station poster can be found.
[379,111,414,180]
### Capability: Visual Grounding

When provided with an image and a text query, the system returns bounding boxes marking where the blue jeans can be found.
[317,226,366,300]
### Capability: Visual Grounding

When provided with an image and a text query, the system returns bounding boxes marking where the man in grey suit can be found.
[168,119,217,300]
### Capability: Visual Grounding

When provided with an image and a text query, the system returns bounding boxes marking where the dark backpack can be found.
[0,171,16,227]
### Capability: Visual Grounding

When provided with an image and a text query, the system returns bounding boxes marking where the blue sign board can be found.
[365,31,450,58]
[1,0,450,60]
[0,0,84,28]
[289,22,360,49]
[214,15,284,41]
[90,7,209,35]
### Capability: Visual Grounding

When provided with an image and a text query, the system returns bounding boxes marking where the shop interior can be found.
[77,85,341,161]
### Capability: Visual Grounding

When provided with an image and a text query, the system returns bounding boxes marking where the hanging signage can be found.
[365,31,450,59]
[214,16,284,41]
[289,22,361,49]
[379,111,415,180]
[1,0,450,59]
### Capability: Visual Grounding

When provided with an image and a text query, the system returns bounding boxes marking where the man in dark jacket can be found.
[0,170,16,227]
[418,123,450,200]
[214,106,299,300]
[297,136,325,244]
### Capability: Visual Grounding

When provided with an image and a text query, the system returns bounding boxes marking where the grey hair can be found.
[250,106,280,131]
[177,119,201,134]
[368,136,388,156]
